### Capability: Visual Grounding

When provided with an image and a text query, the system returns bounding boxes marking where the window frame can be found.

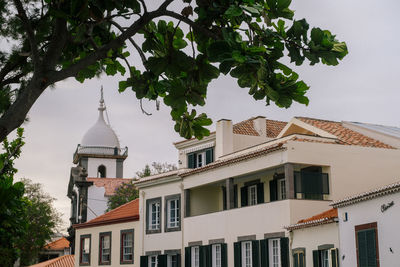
[292,248,305,267]
[355,222,380,267]
[165,194,181,232]
[79,234,91,266]
[241,241,252,267]
[187,147,214,169]
[149,255,158,267]
[277,178,286,200]
[269,238,281,267]
[120,229,134,264]
[99,231,111,265]
[248,185,257,206]
[212,244,222,267]
[191,246,200,267]
[146,197,162,234]
[320,249,329,267]
[167,254,179,267]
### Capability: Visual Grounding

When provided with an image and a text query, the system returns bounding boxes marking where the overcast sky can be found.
[13,0,400,231]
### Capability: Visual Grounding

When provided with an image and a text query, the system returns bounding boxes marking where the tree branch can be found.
[138,0,147,14]
[159,0,175,11]
[163,10,220,40]
[13,0,40,68]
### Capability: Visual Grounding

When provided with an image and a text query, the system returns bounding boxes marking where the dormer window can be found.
[187,148,214,169]
[97,165,106,178]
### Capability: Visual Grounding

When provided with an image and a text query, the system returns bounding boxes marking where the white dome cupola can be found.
[73,87,128,179]
[81,89,120,148]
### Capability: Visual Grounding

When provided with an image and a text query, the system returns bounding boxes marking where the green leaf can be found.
[311,28,324,44]
[225,5,243,17]
[277,0,291,9]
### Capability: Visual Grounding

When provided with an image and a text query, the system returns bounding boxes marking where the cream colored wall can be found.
[286,141,400,200]
[139,180,183,254]
[190,184,222,216]
[232,134,270,154]
[291,223,339,267]
[74,221,140,267]
[183,149,288,189]
[87,158,116,178]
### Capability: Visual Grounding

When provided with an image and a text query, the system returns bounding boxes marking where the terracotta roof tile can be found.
[297,117,394,148]
[29,255,74,267]
[232,117,287,137]
[285,208,338,230]
[74,199,139,228]
[265,119,287,138]
[44,237,69,251]
[87,177,132,196]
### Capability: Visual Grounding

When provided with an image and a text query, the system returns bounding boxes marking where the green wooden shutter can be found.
[234,185,238,208]
[331,248,338,267]
[293,254,299,267]
[256,183,264,204]
[140,256,148,267]
[252,240,260,267]
[158,255,168,267]
[357,229,377,267]
[260,239,269,267]
[234,242,241,267]
[222,186,227,210]
[312,250,320,267]
[206,148,213,164]
[177,254,182,267]
[280,238,289,267]
[185,247,191,267]
[241,186,248,207]
[206,245,212,267]
[299,252,305,267]
[221,243,228,267]
[200,245,207,267]
[269,180,277,201]
[188,154,195,169]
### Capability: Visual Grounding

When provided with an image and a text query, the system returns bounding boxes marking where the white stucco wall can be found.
[75,220,140,267]
[338,192,400,267]
[87,186,108,221]
[87,158,117,178]
[291,223,339,266]
[139,180,183,255]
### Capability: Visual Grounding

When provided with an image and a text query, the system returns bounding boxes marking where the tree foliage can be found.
[107,162,177,210]
[17,178,62,266]
[0,128,27,267]
[0,0,347,141]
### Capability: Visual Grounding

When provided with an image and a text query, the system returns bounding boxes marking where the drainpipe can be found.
[180,181,185,265]
[141,190,146,256]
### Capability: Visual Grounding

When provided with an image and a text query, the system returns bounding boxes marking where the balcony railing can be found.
[74,145,128,159]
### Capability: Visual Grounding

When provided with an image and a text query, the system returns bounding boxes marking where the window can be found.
[120,229,134,264]
[278,179,286,200]
[212,244,222,267]
[146,198,161,234]
[99,232,111,265]
[269,239,281,267]
[248,185,257,206]
[149,255,158,267]
[294,170,329,200]
[187,148,214,169]
[191,246,200,267]
[166,196,180,230]
[167,255,178,267]
[97,165,106,178]
[80,235,91,265]
[355,222,379,267]
[321,250,329,267]
[293,249,305,267]
[241,241,252,267]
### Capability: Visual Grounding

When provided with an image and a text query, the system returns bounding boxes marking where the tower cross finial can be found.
[98,85,106,111]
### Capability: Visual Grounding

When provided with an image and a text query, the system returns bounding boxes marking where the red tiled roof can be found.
[29,255,74,267]
[44,237,69,251]
[265,119,288,138]
[285,208,338,230]
[87,177,132,196]
[297,117,394,149]
[74,199,139,229]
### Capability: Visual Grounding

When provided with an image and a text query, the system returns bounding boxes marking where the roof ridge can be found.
[296,116,339,123]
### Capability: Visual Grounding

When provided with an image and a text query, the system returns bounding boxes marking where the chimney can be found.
[216,119,233,159]
[253,116,266,137]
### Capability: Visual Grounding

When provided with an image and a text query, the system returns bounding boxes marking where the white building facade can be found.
[135,116,400,267]
[333,181,400,267]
